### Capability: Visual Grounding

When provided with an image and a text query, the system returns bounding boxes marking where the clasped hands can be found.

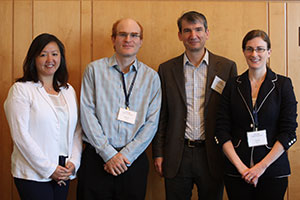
[240,162,266,187]
[104,152,130,176]
[51,161,75,186]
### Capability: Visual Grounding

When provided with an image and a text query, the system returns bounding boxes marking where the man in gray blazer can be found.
[152,11,237,200]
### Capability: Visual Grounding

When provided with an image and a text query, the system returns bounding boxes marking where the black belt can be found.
[184,139,205,148]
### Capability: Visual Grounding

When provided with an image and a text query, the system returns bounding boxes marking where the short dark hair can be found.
[177,11,208,32]
[242,29,271,50]
[17,33,69,92]
[111,19,144,40]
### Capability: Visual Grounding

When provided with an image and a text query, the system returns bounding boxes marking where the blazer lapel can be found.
[204,52,218,108]
[236,69,277,119]
[237,71,253,111]
[171,55,187,105]
[256,68,277,112]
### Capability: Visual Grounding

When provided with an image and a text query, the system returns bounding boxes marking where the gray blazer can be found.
[152,51,237,180]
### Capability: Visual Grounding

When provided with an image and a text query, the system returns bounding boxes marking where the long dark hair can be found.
[17,33,69,91]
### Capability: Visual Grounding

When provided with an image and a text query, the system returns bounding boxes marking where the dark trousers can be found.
[14,177,69,200]
[224,175,288,200]
[165,143,223,200]
[77,144,149,200]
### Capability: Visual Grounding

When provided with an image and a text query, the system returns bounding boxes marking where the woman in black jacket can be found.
[215,29,297,200]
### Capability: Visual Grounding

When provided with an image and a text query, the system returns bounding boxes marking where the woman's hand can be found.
[244,141,285,187]
[65,161,75,175]
[51,164,73,185]
[242,162,267,187]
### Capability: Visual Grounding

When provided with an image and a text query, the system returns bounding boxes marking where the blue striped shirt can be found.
[80,54,161,164]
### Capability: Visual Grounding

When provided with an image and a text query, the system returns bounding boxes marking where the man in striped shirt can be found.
[152,11,237,200]
[78,18,161,200]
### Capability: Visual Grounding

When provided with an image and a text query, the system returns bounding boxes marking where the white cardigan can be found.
[4,81,82,182]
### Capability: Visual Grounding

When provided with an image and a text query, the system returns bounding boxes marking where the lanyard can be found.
[253,104,259,131]
[114,66,137,109]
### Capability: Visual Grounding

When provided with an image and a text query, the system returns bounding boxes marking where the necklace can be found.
[43,85,56,94]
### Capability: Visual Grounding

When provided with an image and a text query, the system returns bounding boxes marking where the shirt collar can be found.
[109,54,138,72]
[183,49,209,67]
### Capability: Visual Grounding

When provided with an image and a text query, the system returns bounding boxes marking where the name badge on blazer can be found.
[211,76,226,94]
[247,130,268,147]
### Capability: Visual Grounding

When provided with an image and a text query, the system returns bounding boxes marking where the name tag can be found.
[211,76,226,94]
[247,130,267,147]
[117,108,137,124]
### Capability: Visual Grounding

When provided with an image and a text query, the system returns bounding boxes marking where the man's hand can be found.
[104,152,130,176]
[154,157,164,177]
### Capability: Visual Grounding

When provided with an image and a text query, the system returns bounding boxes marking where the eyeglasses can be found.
[116,32,140,39]
[244,47,267,54]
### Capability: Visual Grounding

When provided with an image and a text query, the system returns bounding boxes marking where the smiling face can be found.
[178,19,209,54]
[35,41,61,81]
[243,37,271,71]
[112,18,143,59]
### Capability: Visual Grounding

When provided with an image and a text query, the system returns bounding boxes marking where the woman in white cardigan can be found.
[4,33,82,200]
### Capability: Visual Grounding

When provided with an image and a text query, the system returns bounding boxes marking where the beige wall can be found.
[0,1,299,200]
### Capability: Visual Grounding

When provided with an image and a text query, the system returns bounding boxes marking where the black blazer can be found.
[215,68,297,177]
[152,51,237,180]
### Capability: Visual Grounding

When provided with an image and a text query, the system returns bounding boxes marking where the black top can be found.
[215,68,298,177]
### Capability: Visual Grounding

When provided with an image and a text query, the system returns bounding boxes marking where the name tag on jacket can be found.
[247,130,268,147]
[211,76,226,94]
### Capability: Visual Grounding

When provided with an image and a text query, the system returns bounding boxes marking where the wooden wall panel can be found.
[287,2,300,200]
[14,1,33,80]
[81,0,92,77]
[269,2,286,75]
[0,1,13,200]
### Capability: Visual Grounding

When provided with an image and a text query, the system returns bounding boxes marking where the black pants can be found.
[224,175,288,200]
[77,144,149,200]
[165,144,223,200]
[14,177,69,200]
